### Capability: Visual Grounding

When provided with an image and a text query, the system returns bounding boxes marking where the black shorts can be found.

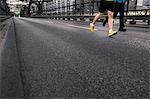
[114,3,125,12]
[99,1,115,13]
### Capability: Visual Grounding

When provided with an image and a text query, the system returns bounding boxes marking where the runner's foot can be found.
[119,27,126,32]
[108,31,117,37]
[90,23,94,32]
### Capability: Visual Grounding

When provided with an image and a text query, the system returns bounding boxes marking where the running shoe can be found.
[119,27,126,32]
[108,31,117,37]
[90,23,94,32]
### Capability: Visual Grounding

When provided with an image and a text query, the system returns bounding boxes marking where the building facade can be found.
[128,0,150,10]
[43,0,99,15]
[7,0,28,15]
[43,0,74,15]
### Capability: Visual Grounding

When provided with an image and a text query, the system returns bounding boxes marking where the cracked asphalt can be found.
[0,17,149,99]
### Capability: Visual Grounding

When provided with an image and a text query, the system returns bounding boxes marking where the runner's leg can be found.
[108,11,114,32]
[92,12,103,24]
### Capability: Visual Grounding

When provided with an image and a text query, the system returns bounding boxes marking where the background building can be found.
[17,0,149,16]
[43,0,74,15]
[128,0,150,10]
[43,0,57,15]
[43,0,99,15]
[7,0,28,15]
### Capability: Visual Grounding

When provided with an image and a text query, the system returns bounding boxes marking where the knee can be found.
[96,12,102,17]
[108,12,113,18]
[97,12,101,15]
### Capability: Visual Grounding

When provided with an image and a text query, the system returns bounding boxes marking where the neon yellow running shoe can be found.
[108,31,117,37]
[90,23,94,32]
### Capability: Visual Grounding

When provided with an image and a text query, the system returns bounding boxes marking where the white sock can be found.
[109,30,112,33]
[91,23,94,26]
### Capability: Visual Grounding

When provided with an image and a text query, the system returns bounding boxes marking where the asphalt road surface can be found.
[0,17,149,99]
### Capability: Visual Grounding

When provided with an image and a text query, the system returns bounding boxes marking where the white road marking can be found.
[49,21,53,23]
[67,24,98,31]
[48,20,98,31]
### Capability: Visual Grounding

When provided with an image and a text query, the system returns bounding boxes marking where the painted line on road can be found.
[67,24,98,31]
[48,20,98,31]
[48,20,53,23]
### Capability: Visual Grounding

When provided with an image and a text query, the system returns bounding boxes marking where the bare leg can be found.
[92,12,103,25]
[108,11,114,32]
[90,12,102,32]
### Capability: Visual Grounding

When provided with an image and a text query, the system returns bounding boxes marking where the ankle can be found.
[90,23,94,26]
[109,29,112,33]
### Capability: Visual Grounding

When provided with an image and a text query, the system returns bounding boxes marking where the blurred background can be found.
[0,0,149,16]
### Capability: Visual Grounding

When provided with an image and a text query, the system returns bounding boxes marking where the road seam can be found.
[12,18,27,98]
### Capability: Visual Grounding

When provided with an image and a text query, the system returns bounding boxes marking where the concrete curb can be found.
[0,18,24,98]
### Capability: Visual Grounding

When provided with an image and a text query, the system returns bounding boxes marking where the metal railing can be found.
[0,15,11,22]
[47,9,150,24]
[0,2,11,22]
[27,0,150,25]
[29,9,150,25]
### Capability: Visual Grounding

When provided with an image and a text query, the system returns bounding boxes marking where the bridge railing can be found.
[29,9,150,25]
[0,5,11,22]
[0,15,11,22]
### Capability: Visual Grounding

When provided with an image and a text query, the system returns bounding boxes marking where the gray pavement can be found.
[0,17,149,99]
